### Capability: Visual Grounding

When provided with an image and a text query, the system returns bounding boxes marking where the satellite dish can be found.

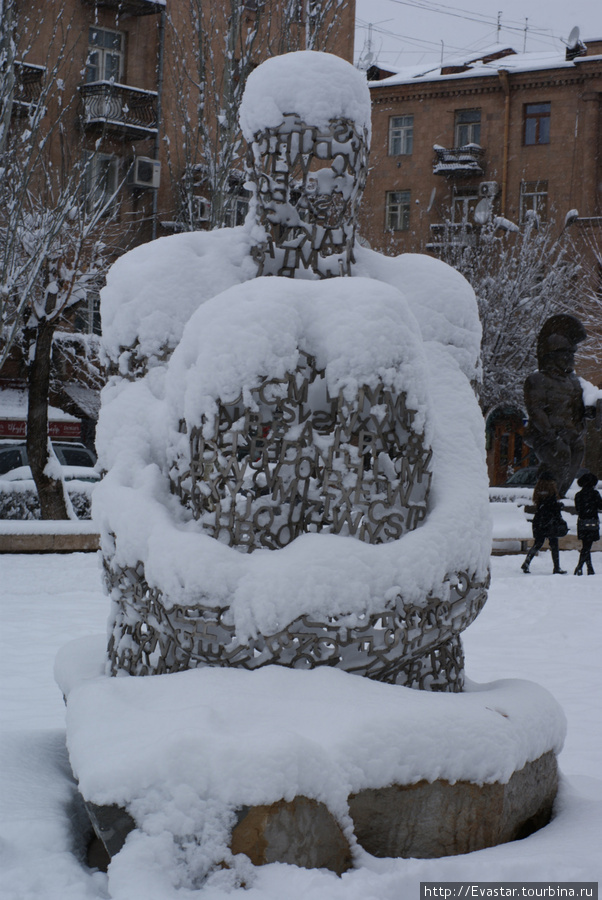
[474,198,492,225]
[426,187,436,213]
[567,25,580,48]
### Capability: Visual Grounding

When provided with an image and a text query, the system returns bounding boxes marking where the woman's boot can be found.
[551,546,566,574]
[574,550,585,575]
[521,546,537,573]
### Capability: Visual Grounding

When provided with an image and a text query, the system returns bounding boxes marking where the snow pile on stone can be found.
[239,50,372,139]
[55,638,566,892]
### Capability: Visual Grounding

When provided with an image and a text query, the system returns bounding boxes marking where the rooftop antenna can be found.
[523,18,528,53]
[364,23,374,68]
[497,11,502,43]
[440,40,444,67]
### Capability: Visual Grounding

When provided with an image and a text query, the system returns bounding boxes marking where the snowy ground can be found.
[1,549,601,899]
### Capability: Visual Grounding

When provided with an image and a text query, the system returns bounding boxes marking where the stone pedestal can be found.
[349,750,558,858]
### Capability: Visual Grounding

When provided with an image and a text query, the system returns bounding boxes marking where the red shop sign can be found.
[0,419,81,439]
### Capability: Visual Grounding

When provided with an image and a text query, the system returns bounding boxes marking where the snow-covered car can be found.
[0,441,99,483]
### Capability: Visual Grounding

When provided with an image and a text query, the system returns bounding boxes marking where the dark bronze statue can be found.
[524,315,595,497]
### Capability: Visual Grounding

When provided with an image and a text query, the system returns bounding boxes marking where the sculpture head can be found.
[239,52,371,278]
[537,314,587,375]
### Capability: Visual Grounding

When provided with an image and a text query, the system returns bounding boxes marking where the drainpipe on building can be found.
[498,69,511,217]
[152,7,166,241]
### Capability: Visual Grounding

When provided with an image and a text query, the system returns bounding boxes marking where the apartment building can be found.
[361,39,602,483]
[2,0,355,441]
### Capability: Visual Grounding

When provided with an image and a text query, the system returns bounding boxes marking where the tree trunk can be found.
[26,320,71,519]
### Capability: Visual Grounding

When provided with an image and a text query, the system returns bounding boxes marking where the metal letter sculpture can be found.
[104,53,489,691]
[247,114,368,279]
[106,348,487,689]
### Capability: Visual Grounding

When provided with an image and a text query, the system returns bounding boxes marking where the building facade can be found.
[1,0,356,443]
[360,41,602,483]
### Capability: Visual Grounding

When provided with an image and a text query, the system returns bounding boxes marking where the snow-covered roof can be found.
[369,43,601,88]
[0,388,78,423]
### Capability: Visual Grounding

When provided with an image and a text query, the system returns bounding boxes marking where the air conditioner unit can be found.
[479,181,498,198]
[129,157,160,190]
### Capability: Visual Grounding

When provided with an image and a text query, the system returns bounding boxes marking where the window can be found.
[520,180,548,224]
[524,102,550,145]
[389,116,413,155]
[452,187,479,225]
[74,290,102,335]
[224,193,249,228]
[83,152,120,215]
[86,27,124,83]
[455,109,481,147]
[385,190,410,231]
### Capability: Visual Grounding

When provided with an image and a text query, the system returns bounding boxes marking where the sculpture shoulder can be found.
[353,247,482,382]
[101,228,256,373]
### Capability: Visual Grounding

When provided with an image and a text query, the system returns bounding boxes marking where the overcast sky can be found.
[354,0,600,69]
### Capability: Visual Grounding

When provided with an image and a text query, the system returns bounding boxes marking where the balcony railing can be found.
[426,223,477,253]
[12,62,45,117]
[80,82,158,138]
[81,0,164,15]
[433,145,485,177]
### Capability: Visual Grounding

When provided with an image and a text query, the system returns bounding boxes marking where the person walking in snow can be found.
[574,472,602,575]
[521,471,568,574]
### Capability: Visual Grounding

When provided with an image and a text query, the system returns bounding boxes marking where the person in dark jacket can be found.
[574,472,602,575]
[521,472,567,574]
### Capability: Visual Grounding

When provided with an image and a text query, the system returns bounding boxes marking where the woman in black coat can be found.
[521,472,567,574]
[574,472,602,575]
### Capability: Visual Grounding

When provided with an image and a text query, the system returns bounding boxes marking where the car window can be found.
[0,448,25,475]
[59,447,96,467]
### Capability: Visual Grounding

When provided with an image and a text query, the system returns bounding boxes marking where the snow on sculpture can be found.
[96,52,491,691]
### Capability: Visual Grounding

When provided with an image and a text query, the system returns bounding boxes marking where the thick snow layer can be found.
[165,276,432,438]
[239,51,372,140]
[354,248,482,383]
[1,552,601,900]
[56,650,565,888]
[94,269,490,635]
[100,227,256,371]
[370,46,595,87]
[0,387,79,422]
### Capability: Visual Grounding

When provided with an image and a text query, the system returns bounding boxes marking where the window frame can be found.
[82,151,121,216]
[388,115,414,156]
[86,26,125,84]
[385,190,411,232]
[454,108,481,147]
[519,180,548,224]
[523,102,551,146]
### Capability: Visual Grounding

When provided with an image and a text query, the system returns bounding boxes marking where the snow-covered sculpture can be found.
[96,52,490,691]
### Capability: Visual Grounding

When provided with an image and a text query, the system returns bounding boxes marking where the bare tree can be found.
[162,0,353,232]
[1,1,116,517]
[435,218,585,414]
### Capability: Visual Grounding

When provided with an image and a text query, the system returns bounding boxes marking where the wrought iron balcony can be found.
[12,62,45,117]
[80,82,158,138]
[432,145,485,177]
[426,223,477,253]
[81,0,164,15]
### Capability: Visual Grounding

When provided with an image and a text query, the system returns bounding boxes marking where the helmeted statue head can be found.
[239,51,371,279]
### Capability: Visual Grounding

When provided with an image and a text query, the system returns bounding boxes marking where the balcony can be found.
[12,62,45,117]
[426,223,477,254]
[433,145,485,177]
[81,0,164,15]
[80,82,158,139]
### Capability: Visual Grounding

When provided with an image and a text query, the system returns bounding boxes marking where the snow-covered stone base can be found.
[56,636,566,880]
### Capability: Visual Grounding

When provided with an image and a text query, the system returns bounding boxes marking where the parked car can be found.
[0,441,99,482]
